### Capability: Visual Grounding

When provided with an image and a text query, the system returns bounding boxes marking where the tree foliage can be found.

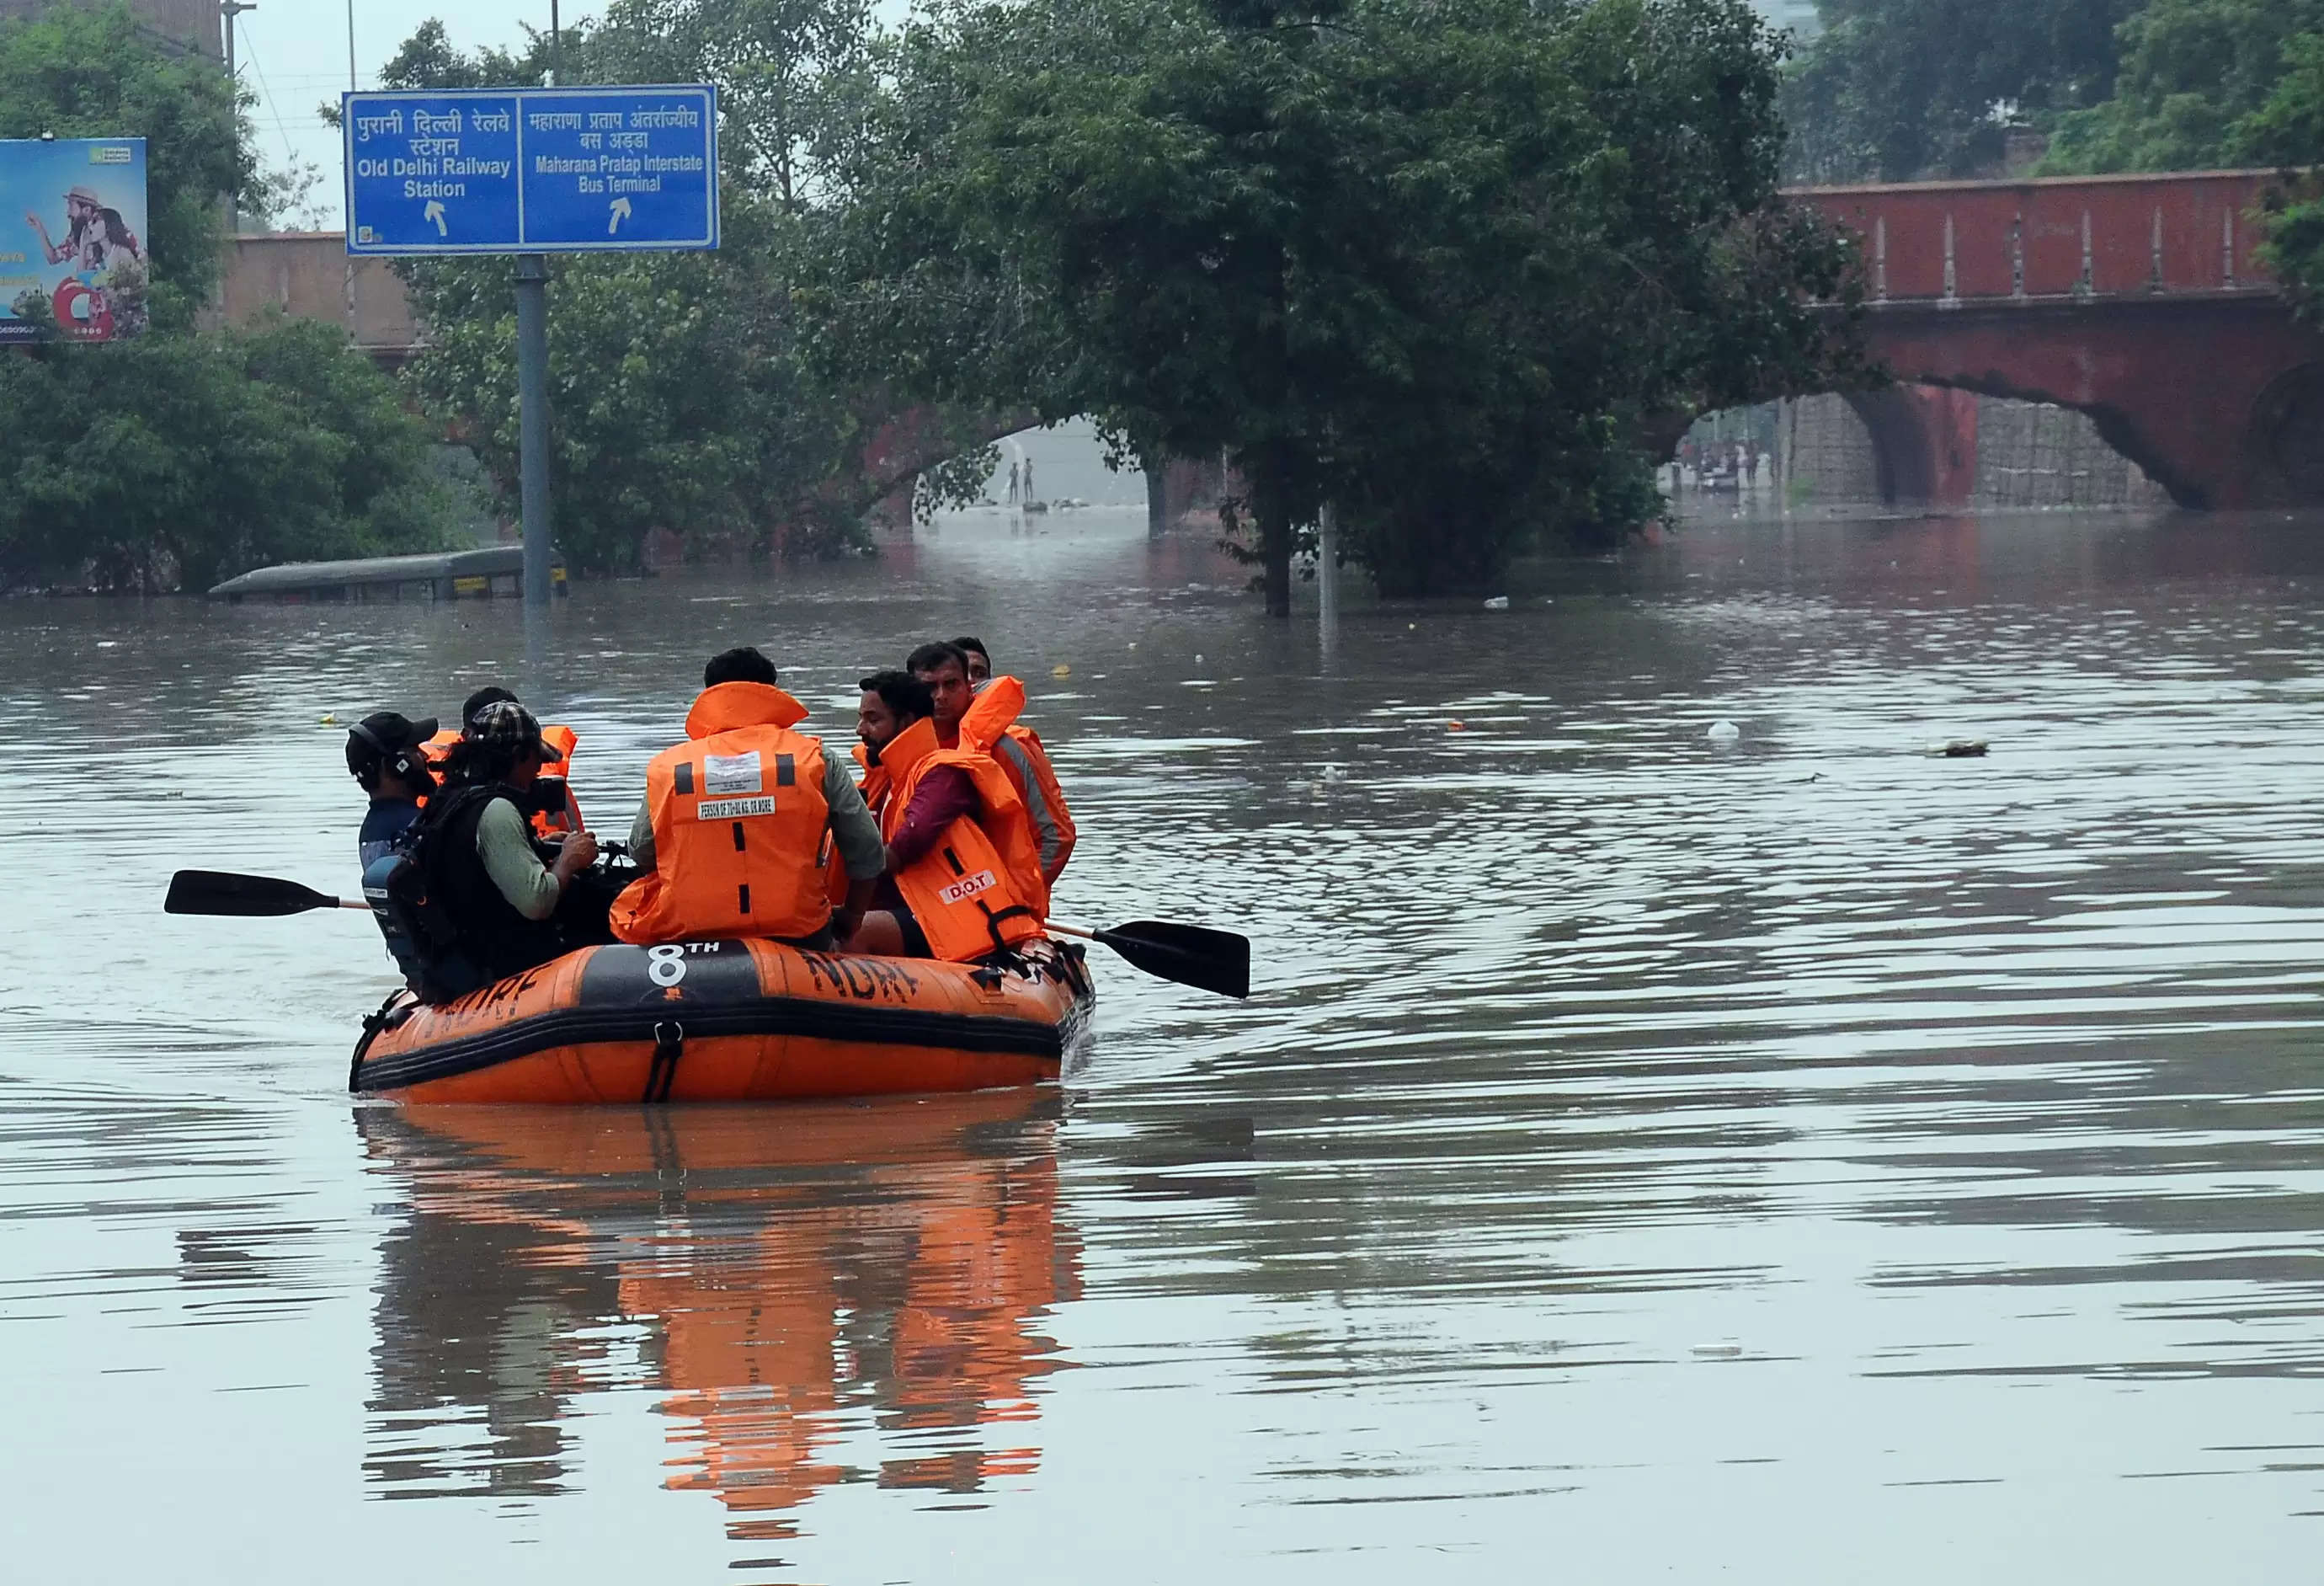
[383,8,983,573]
[0,318,469,591]
[0,0,256,328]
[2041,0,2324,170]
[1781,0,2134,182]
[826,0,1858,605]
[0,4,461,593]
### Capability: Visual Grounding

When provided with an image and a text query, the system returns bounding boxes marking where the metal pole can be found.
[515,255,554,606]
[551,0,562,82]
[220,3,257,231]
[221,12,235,232]
[344,1,356,331]
[1317,501,1340,655]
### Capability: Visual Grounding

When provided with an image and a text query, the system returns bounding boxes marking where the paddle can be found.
[163,870,1251,996]
[1049,920,1250,999]
[165,869,371,917]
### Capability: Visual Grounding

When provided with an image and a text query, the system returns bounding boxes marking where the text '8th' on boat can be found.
[349,936,1096,1104]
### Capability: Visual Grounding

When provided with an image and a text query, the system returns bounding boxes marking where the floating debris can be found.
[1483,595,1510,611]
[1708,719,1740,742]
[1929,739,1988,757]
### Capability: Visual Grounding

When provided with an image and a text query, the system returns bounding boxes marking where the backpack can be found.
[365,787,498,1003]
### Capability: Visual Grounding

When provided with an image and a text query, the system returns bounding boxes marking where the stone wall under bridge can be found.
[1676,388,2172,514]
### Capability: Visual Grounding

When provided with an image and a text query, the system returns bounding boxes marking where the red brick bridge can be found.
[227,169,2324,516]
[1789,170,2324,508]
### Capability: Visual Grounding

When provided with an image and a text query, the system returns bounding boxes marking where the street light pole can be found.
[220,2,258,231]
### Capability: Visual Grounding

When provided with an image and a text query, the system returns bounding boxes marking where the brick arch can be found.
[1793,171,2324,510]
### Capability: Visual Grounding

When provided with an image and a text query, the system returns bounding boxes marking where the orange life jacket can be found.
[877,698,1047,963]
[988,710,1075,884]
[421,722,584,839]
[951,678,1053,919]
[608,683,834,946]
[824,740,886,910]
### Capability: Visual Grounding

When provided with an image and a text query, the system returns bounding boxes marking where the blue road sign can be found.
[344,85,717,255]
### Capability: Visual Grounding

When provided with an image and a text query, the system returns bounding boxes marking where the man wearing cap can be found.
[347,711,438,868]
[420,685,586,841]
[408,701,601,996]
[26,186,141,273]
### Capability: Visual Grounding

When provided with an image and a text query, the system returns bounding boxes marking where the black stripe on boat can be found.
[354,995,1070,1094]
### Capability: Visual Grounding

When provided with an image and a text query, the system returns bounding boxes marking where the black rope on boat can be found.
[644,1019,685,1104]
[349,994,407,1094]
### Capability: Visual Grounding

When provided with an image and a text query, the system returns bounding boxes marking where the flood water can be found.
[6,505,2324,1582]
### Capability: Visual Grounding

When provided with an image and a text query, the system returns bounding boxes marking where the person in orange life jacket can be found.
[610,647,885,949]
[843,669,1047,963]
[410,702,601,996]
[920,639,1077,887]
[348,711,439,867]
[420,685,584,841]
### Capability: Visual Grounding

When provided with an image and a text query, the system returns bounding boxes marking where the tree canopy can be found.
[2041,0,2324,170]
[1782,0,2135,182]
[829,0,1858,606]
[381,8,992,574]
[0,0,254,328]
[0,3,465,593]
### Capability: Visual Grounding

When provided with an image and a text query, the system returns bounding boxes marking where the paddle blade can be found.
[165,870,341,918]
[1093,920,1250,998]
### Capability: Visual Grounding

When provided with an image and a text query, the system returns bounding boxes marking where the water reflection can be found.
[358,1094,1076,1546]
[17,507,2324,1579]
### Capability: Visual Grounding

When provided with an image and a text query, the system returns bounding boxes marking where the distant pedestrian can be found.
[1022,458,1036,505]
[1007,460,1021,505]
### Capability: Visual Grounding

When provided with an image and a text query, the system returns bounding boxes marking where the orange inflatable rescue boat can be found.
[351,936,1095,1103]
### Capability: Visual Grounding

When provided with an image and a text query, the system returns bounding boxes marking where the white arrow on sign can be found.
[423,199,448,238]
[608,196,633,236]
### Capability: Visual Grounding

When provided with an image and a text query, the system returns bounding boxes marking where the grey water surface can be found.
[4,505,2324,1583]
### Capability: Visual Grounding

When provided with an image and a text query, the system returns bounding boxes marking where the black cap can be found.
[464,700,564,762]
[461,685,519,728]
[349,711,437,757]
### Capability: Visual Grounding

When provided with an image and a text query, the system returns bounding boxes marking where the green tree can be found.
[828,0,1857,608]
[2237,34,2324,310]
[0,4,461,591]
[0,0,256,327]
[2042,0,2324,171]
[383,8,971,572]
[1781,0,2134,182]
[0,318,468,590]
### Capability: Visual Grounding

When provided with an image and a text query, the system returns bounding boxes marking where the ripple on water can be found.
[4,512,2324,1578]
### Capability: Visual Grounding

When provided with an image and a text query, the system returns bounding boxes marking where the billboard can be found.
[0,136,150,344]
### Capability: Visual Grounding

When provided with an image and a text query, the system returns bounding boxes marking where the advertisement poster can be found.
[0,136,150,344]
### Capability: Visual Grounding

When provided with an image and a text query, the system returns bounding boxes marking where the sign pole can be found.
[514,254,552,606]
[343,83,719,604]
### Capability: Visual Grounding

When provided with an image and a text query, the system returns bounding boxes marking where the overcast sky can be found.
[232,3,605,228]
